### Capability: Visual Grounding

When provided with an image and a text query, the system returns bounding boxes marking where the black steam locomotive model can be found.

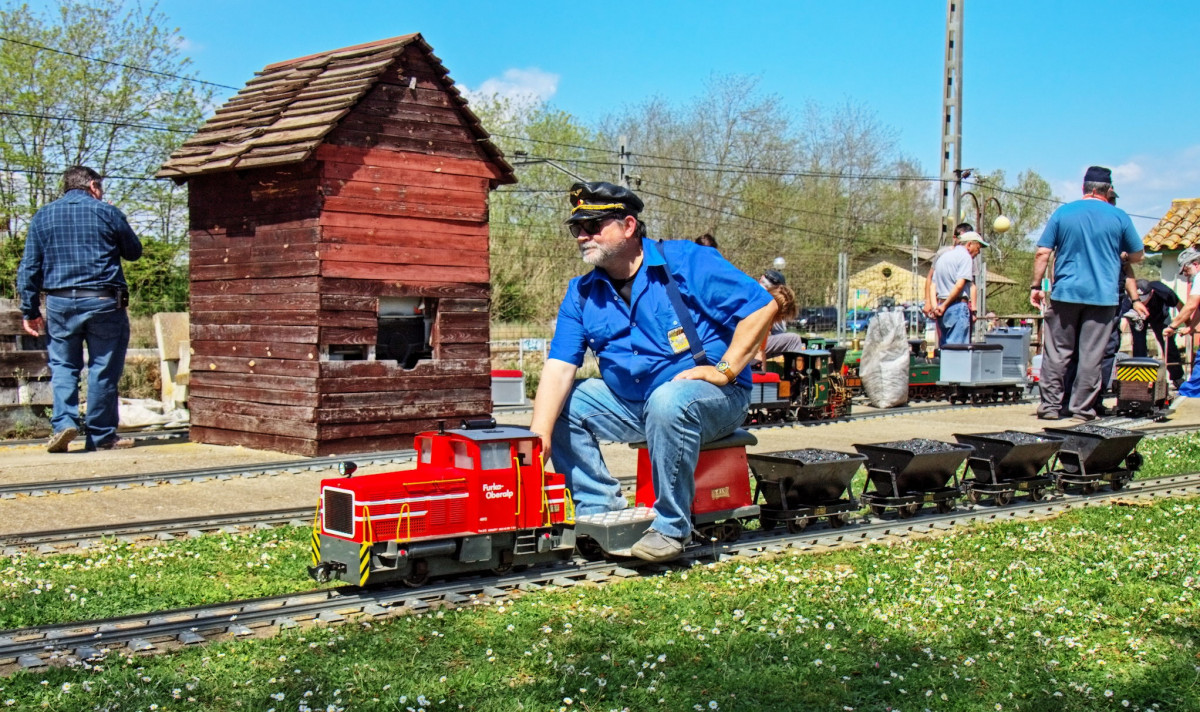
[747,347,852,423]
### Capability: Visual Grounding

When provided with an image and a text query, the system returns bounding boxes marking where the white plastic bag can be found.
[859,311,910,408]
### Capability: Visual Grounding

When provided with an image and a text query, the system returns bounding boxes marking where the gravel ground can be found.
[2,397,1198,536]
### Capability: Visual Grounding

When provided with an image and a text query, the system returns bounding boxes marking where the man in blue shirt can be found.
[530,182,776,562]
[18,166,143,452]
[1031,166,1144,421]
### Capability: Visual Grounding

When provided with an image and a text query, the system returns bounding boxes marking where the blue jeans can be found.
[551,377,751,539]
[45,295,130,449]
[937,302,971,347]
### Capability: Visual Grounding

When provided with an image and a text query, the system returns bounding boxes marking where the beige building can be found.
[847,246,1016,309]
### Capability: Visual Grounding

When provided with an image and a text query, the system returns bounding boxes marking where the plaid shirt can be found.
[17,189,142,320]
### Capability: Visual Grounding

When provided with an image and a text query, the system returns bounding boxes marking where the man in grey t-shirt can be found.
[931,231,988,346]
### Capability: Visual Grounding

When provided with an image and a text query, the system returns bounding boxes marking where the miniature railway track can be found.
[0,427,190,450]
[0,507,313,555]
[0,449,418,499]
[4,469,1199,674]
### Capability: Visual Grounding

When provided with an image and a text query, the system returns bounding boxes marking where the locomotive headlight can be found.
[338,461,358,477]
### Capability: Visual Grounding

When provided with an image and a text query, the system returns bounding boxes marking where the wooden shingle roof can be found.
[157,34,513,182]
[1143,198,1200,252]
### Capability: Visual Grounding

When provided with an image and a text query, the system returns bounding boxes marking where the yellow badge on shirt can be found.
[667,327,690,354]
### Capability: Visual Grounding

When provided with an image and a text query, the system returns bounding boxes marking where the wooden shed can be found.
[157,34,515,456]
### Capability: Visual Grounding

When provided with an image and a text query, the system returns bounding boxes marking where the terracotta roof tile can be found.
[157,34,513,182]
[1143,198,1200,252]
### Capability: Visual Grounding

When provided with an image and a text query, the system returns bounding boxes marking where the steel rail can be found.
[0,427,190,450]
[0,449,418,499]
[0,507,313,554]
[3,470,1198,673]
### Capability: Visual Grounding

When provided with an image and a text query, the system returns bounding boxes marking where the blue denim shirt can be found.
[17,189,142,319]
[548,238,772,401]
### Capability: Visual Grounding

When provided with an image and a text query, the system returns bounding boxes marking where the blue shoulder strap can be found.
[653,240,708,366]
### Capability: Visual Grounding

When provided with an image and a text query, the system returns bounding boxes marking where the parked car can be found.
[846,309,874,332]
[795,306,837,332]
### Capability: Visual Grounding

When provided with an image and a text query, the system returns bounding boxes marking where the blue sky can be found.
[149,0,1200,233]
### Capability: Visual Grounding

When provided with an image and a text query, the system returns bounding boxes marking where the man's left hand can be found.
[673,365,730,385]
[1132,301,1150,319]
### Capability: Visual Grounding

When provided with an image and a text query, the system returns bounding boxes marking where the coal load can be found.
[774,449,854,463]
[875,438,959,454]
[1070,424,1134,437]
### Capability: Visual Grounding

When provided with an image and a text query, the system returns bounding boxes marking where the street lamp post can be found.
[961,191,1011,340]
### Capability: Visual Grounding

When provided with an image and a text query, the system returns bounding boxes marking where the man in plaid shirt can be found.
[18,166,142,452]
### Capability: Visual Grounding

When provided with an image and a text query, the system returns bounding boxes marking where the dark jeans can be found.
[1131,322,1185,382]
[45,295,130,449]
[1040,300,1117,419]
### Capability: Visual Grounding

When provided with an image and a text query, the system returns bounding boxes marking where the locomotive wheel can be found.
[402,561,430,588]
[995,491,1014,506]
[935,500,954,514]
[786,517,810,533]
[698,525,719,543]
[491,550,515,575]
[722,519,744,542]
[576,536,606,561]
[869,504,888,518]
[827,513,848,528]
[897,503,919,519]
[1081,482,1098,495]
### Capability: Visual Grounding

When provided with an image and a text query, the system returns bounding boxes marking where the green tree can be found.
[0,0,210,304]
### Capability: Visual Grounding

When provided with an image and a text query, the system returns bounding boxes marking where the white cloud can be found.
[463,67,559,106]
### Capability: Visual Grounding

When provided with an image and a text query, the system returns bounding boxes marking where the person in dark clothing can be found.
[1133,278,1185,383]
[18,166,142,453]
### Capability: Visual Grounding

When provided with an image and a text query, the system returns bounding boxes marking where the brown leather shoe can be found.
[46,427,77,453]
[95,437,135,450]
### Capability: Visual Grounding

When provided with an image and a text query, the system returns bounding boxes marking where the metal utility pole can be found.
[836,252,848,342]
[939,0,964,247]
[911,231,920,334]
[618,135,630,188]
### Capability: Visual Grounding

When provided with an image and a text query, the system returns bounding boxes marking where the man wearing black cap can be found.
[530,181,777,563]
[1030,165,1145,421]
[1132,278,1185,383]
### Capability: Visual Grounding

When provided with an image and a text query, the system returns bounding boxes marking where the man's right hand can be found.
[22,317,43,338]
[1030,289,1047,310]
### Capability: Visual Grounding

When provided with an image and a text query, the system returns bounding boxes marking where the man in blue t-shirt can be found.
[530,182,776,562]
[1030,166,1145,421]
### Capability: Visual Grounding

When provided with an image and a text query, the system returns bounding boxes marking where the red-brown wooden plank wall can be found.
[187,48,501,456]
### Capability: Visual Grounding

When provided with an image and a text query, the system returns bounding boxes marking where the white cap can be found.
[957,231,989,248]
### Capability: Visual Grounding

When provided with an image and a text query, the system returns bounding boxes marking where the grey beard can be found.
[579,242,620,267]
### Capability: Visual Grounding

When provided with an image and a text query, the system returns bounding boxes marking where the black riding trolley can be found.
[747,448,866,532]
[953,430,1064,504]
[854,439,972,518]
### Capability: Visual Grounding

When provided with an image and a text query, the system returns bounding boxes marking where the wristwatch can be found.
[715,360,734,383]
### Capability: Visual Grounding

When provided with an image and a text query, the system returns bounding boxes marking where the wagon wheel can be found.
[995,490,1014,506]
[698,525,719,543]
[575,536,606,561]
[869,504,888,518]
[1028,487,1044,502]
[402,561,430,588]
[758,515,779,531]
[935,500,954,514]
[1109,478,1125,492]
[970,392,981,405]
[827,513,848,528]
[722,519,744,542]
[965,489,981,505]
[786,517,810,534]
[1081,482,1098,495]
[897,503,919,519]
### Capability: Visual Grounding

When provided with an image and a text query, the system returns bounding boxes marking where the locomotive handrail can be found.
[512,456,523,517]
[394,503,413,543]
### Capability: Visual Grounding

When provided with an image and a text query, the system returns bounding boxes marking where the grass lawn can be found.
[0,495,1195,711]
[0,433,1196,710]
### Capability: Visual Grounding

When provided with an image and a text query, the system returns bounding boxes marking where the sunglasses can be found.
[568,216,618,238]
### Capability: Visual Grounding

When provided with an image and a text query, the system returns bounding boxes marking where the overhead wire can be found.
[0,35,238,91]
